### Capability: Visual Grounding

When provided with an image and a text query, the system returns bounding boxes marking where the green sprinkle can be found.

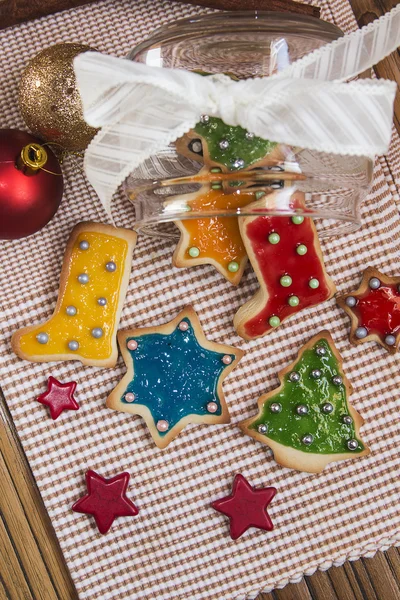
[211,183,222,190]
[228,261,239,273]
[309,278,320,289]
[280,275,292,288]
[288,295,300,307]
[210,167,222,173]
[268,233,280,245]
[269,316,281,328]
[188,247,200,258]
[296,244,308,255]
[292,215,305,225]
[255,191,266,200]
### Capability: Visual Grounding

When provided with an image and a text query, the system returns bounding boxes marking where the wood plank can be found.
[326,564,359,600]
[0,516,33,600]
[386,548,400,582]
[0,452,58,600]
[361,553,400,599]
[0,576,10,600]
[275,579,314,599]
[349,558,379,599]
[0,396,77,600]
[305,570,338,600]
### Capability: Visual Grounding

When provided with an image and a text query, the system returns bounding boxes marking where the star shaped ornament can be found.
[37,376,79,420]
[106,307,244,448]
[211,474,276,540]
[72,470,139,534]
[337,267,400,354]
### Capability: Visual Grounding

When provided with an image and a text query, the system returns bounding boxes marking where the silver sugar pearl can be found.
[219,139,229,150]
[289,371,300,383]
[347,439,358,450]
[369,277,381,290]
[342,415,353,425]
[78,273,89,284]
[232,158,245,169]
[270,402,282,413]
[191,140,202,154]
[302,434,314,446]
[200,114,210,124]
[105,261,117,272]
[315,346,327,357]
[68,340,79,351]
[91,327,104,339]
[345,296,357,308]
[66,305,77,316]
[385,334,396,346]
[258,424,268,434]
[322,402,334,414]
[332,375,343,386]
[97,297,107,306]
[355,326,368,339]
[296,404,309,416]
[79,240,89,250]
[36,332,49,344]
[245,131,255,139]
[310,369,322,379]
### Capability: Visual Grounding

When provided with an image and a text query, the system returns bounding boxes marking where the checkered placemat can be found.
[0,1,399,599]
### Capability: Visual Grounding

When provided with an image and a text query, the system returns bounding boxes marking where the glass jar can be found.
[125,12,373,239]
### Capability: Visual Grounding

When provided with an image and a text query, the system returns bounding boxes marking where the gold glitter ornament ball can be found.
[19,43,98,153]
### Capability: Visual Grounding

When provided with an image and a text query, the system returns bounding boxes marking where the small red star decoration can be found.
[37,376,79,420]
[211,474,276,540]
[72,470,139,534]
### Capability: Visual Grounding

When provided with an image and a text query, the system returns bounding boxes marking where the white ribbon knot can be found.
[74,5,400,216]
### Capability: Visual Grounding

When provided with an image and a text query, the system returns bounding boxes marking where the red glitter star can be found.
[337,267,400,354]
[37,376,79,420]
[211,474,276,540]
[72,470,139,534]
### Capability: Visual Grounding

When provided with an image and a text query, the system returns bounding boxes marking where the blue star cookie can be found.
[106,307,244,448]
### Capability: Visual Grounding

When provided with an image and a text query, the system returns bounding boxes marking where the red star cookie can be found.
[72,470,139,534]
[211,474,276,540]
[337,267,400,354]
[37,376,79,420]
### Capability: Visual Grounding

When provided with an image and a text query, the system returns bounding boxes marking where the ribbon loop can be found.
[74,4,400,216]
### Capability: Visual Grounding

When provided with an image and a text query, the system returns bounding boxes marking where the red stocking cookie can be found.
[234,192,336,340]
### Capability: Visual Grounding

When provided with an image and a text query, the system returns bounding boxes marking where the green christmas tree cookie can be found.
[240,331,370,473]
[176,116,282,173]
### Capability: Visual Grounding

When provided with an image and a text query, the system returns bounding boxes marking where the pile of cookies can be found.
[10,116,400,537]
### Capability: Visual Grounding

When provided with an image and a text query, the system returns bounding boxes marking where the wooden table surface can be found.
[1,1,399,599]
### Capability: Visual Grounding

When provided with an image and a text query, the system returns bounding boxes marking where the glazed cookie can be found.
[240,331,370,473]
[172,116,285,285]
[337,267,400,354]
[12,222,137,367]
[106,307,244,449]
[234,193,336,340]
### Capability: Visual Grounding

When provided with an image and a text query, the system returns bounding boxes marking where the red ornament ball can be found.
[0,129,63,240]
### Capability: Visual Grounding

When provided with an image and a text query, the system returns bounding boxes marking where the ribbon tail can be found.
[242,78,397,157]
[280,4,400,82]
[74,53,205,216]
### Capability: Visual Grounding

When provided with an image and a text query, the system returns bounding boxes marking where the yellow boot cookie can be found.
[12,222,136,367]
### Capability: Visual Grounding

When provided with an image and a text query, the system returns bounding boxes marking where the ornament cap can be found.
[18,143,48,175]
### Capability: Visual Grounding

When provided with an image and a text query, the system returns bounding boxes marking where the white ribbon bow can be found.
[74,5,400,216]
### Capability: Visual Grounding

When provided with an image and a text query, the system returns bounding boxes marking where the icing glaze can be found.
[353,285,400,337]
[72,470,139,534]
[236,193,334,338]
[249,338,365,454]
[194,117,277,171]
[13,225,134,365]
[177,187,255,283]
[211,474,276,540]
[122,317,233,433]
